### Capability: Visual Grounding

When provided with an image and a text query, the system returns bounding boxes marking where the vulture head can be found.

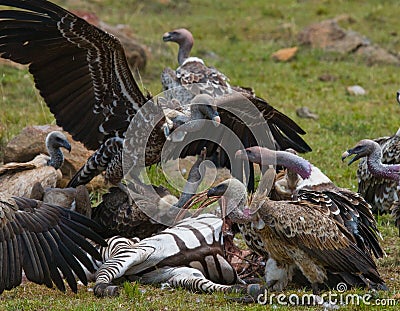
[342,139,400,181]
[235,146,312,180]
[207,178,251,223]
[163,28,194,65]
[46,131,71,152]
[45,131,71,169]
[341,139,381,166]
[165,94,220,142]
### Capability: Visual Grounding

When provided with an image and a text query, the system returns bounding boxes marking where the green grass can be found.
[0,0,399,310]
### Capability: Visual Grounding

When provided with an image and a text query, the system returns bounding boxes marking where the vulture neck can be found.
[174,154,205,208]
[47,145,64,170]
[177,39,193,65]
[222,179,250,223]
[275,152,330,190]
[367,146,400,182]
[275,151,312,180]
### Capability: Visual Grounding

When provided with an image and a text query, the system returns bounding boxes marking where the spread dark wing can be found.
[357,133,400,213]
[0,193,106,294]
[167,90,311,190]
[0,0,147,150]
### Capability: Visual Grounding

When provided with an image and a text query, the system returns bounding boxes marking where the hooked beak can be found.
[63,141,72,153]
[235,149,246,160]
[341,149,361,166]
[163,32,173,42]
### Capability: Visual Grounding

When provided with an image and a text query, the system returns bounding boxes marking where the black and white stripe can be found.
[84,214,249,297]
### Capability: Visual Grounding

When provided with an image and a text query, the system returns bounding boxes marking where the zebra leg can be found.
[165,266,263,300]
[165,266,238,293]
[93,237,143,297]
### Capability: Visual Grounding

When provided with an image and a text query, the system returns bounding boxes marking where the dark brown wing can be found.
[0,0,147,150]
[0,193,106,294]
[91,186,167,239]
[260,201,383,285]
[297,188,384,259]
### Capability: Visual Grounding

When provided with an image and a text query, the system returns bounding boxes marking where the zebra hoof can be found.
[94,283,120,297]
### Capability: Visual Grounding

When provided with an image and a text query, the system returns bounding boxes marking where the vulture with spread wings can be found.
[0,0,311,191]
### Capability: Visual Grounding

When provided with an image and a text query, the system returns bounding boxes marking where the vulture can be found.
[0,192,107,295]
[236,146,384,260]
[342,130,400,214]
[206,176,387,294]
[91,148,208,239]
[162,28,312,190]
[0,131,71,197]
[342,138,400,235]
[0,1,311,193]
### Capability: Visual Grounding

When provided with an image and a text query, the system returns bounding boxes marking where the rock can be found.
[355,45,400,66]
[346,85,366,96]
[298,18,400,65]
[72,10,148,72]
[296,107,319,120]
[298,19,368,53]
[271,46,298,62]
[3,125,94,186]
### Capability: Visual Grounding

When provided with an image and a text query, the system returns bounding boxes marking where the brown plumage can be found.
[92,148,208,239]
[0,131,71,197]
[235,146,384,260]
[0,192,106,295]
[207,177,387,293]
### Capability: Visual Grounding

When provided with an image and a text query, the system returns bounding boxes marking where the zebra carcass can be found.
[85,214,261,299]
